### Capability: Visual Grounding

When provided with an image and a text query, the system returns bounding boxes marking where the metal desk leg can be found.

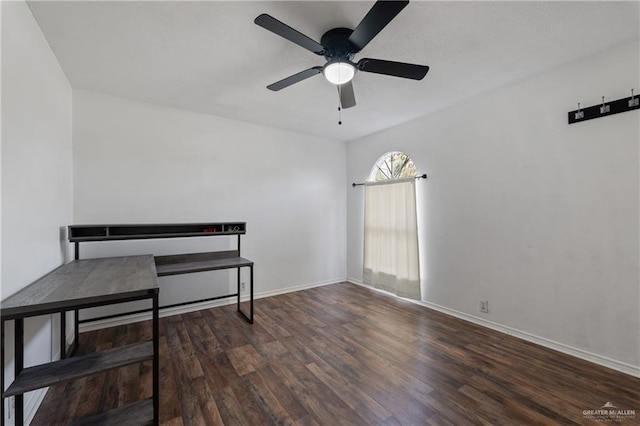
[152,294,159,425]
[1,320,5,426]
[63,310,79,358]
[236,267,241,313]
[15,319,23,425]
[73,310,79,354]
[250,265,254,323]
[236,265,254,324]
[60,311,66,360]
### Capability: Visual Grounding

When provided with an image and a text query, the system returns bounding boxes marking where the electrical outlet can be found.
[480,300,489,313]
[241,281,246,291]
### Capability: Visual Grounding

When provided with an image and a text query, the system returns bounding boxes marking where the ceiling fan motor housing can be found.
[320,28,357,63]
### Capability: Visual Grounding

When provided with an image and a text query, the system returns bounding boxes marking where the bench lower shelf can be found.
[3,341,153,398]
[154,251,253,276]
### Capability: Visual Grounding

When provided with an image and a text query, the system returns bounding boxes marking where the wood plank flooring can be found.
[33,282,640,425]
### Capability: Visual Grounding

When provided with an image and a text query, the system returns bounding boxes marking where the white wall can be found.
[1,0,73,422]
[72,90,346,315]
[347,40,640,374]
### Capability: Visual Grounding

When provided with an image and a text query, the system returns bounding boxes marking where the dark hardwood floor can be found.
[33,282,639,425]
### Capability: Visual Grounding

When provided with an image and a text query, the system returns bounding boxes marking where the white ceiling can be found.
[27,1,639,142]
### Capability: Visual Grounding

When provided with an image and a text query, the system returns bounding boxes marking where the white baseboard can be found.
[79,278,345,333]
[348,279,640,378]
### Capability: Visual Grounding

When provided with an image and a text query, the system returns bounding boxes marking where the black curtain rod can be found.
[352,174,427,187]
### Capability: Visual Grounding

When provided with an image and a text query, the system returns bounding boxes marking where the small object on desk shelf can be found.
[202,227,216,233]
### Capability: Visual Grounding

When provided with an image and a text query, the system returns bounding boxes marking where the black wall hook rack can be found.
[568,91,639,124]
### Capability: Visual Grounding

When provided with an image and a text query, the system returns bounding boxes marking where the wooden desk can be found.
[69,222,254,324]
[1,255,159,426]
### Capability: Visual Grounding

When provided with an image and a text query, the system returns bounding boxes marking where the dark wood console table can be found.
[0,255,160,426]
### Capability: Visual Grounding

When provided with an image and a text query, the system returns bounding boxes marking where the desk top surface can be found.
[1,255,159,319]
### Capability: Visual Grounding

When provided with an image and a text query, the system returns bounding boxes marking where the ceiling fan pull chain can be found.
[338,86,343,125]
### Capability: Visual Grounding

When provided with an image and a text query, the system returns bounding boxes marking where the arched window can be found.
[363,151,420,300]
[369,151,417,182]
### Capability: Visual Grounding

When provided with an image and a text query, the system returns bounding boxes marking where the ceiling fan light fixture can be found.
[323,61,355,85]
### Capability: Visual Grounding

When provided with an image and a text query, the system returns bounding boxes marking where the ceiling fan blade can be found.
[348,1,409,52]
[255,14,324,55]
[357,58,429,80]
[339,81,356,109]
[267,67,323,91]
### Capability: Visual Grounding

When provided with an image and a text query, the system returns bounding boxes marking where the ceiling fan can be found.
[254,0,429,109]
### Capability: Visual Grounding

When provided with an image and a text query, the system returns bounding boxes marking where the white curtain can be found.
[363,178,421,299]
